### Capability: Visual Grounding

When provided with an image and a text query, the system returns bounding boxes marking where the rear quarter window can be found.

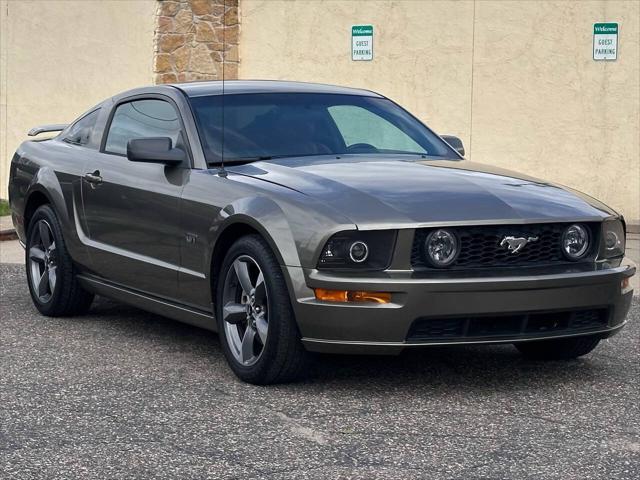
[61,109,100,147]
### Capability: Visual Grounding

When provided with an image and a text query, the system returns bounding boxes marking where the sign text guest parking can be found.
[593,23,618,61]
[352,25,373,61]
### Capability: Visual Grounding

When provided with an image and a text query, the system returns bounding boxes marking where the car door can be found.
[80,96,190,300]
[52,108,103,271]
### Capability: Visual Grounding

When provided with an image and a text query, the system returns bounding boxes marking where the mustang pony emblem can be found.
[500,235,539,254]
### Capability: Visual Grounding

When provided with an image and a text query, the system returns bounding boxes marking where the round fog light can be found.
[349,241,369,263]
[562,224,589,260]
[425,229,458,267]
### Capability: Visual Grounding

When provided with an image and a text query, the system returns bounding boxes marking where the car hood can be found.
[228,155,616,227]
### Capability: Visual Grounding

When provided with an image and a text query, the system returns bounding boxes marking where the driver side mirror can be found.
[127,137,186,166]
[441,135,465,157]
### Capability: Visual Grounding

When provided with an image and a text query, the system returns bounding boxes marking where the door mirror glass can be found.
[441,135,465,157]
[127,137,185,165]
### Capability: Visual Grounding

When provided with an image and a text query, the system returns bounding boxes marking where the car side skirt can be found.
[77,274,217,332]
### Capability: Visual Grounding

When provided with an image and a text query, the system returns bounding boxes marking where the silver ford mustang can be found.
[8,81,635,384]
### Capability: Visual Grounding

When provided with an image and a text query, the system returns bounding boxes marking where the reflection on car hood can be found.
[227,155,616,227]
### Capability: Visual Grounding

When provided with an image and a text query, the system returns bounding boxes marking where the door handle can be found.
[84,170,102,185]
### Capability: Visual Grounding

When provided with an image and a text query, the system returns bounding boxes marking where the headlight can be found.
[562,224,590,260]
[424,229,459,267]
[348,241,369,263]
[317,230,396,270]
[601,220,625,258]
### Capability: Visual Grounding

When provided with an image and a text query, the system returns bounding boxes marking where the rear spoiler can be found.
[27,124,68,136]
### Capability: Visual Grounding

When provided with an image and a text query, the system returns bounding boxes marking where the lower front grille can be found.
[407,308,610,342]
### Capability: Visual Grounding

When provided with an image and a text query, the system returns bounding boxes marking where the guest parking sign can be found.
[352,25,373,61]
[593,23,618,60]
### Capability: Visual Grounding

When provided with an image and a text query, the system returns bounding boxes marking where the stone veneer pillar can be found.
[153,0,239,83]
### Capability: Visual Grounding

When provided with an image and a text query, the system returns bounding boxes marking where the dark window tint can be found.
[189,93,456,163]
[62,109,99,146]
[105,99,182,155]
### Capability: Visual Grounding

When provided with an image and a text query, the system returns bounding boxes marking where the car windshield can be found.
[189,93,457,164]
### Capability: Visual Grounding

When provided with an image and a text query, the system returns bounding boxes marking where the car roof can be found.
[168,80,383,98]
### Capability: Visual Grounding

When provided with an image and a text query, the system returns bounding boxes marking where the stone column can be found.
[153,0,239,84]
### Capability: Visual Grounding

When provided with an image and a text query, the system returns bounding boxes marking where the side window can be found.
[328,105,426,154]
[62,109,100,146]
[104,99,183,156]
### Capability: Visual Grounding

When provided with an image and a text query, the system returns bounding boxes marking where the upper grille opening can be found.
[411,223,599,270]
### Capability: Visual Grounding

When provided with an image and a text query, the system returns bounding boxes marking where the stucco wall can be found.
[0,0,157,199]
[239,0,640,223]
[1,0,638,223]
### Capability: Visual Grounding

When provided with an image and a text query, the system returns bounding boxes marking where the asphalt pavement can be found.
[0,263,639,479]
[0,265,640,480]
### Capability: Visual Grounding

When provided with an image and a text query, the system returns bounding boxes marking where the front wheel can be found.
[514,335,601,360]
[216,234,309,384]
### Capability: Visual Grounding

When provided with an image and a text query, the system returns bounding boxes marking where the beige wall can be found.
[0,0,157,199]
[239,0,640,223]
[1,0,638,223]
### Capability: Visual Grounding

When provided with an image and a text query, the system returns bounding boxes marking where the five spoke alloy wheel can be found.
[222,255,269,366]
[28,219,58,303]
[216,234,309,384]
[25,204,94,317]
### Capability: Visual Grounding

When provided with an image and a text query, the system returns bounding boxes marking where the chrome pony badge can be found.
[500,235,539,254]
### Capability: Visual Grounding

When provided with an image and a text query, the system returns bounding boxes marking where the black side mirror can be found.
[127,137,186,166]
[441,135,465,157]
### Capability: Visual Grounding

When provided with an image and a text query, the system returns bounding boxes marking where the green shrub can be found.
[0,199,10,216]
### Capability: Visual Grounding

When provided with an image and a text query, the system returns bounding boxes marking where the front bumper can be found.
[286,261,636,355]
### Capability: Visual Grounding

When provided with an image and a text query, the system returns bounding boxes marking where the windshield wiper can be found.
[236,155,276,162]
[215,153,330,164]
[371,150,429,156]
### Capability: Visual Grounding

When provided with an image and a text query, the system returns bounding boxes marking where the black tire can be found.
[25,204,94,316]
[514,335,601,360]
[216,234,309,384]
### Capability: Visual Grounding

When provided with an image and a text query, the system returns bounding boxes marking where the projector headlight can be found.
[562,224,590,261]
[601,220,625,258]
[424,229,459,267]
[317,230,396,270]
[348,241,369,263]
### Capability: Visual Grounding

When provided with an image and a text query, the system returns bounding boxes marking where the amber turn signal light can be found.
[314,288,391,304]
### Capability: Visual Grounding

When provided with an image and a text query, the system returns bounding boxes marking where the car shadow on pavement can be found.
[86,296,612,393]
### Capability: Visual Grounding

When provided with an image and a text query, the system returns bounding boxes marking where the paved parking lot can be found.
[1,263,638,479]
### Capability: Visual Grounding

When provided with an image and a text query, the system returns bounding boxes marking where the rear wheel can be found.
[216,234,309,384]
[514,335,601,360]
[26,205,94,316]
